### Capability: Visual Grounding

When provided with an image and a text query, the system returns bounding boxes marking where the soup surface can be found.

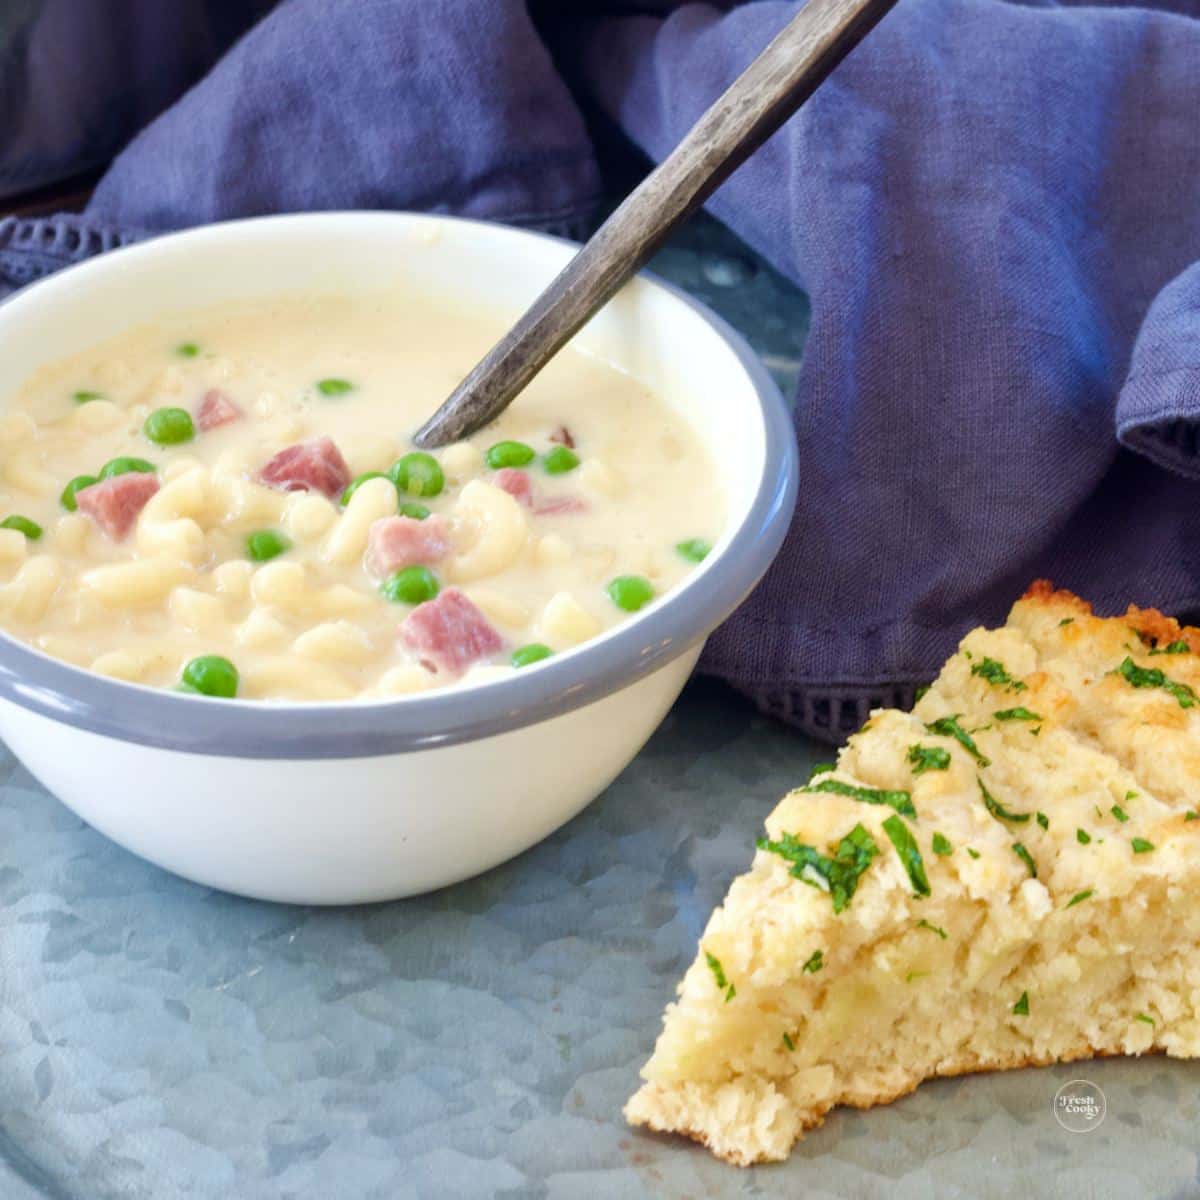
[0,294,722,700]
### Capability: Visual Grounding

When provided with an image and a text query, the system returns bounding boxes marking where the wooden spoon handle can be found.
[414,0,898,448]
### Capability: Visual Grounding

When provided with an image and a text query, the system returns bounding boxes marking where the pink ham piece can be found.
[535,495,588,516]
[494,467,585,516]
[493,468,533,508]
[75,473,160,541]
[364,514,451,579]
[399,587,503,676]
[258,436,351,498]
[196,388,243,432]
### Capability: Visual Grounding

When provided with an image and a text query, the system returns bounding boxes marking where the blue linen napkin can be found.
[2,0,1200,743]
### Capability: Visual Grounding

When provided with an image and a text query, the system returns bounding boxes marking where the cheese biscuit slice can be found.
[627,581,1200,1164]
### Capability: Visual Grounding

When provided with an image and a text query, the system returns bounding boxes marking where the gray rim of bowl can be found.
[0,212,799,759]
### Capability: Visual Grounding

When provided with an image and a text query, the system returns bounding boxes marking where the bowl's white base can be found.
[0,646,700,905]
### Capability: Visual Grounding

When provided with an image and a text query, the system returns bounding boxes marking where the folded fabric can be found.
[0,0,265,200]
[3,0,1200,745]
[86,0,601,236]
[576,0,1200,738]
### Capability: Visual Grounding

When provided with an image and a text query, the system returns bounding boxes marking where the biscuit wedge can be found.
[627,582,1200,1164]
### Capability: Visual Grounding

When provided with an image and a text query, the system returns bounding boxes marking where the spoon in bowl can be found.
[413,0,898,449]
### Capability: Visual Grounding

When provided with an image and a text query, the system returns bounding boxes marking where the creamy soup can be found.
[0,294,722,701]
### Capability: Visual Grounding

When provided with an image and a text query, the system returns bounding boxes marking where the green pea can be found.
[511,643,553,669]
[181,655,239,698]
[60,474,99,511]
[143,406,195,446]
[399,502,430,521]
[175,342,200,358]
[606,574,655,612]
[341,471,390,506]
[0,515,42,540]
[542,446,579,475]
[389,452,444,498]
[72,390,104,405]
[485,440,536,469]
[380,565,439,605]
[99,456,156,480]
[317,378,354,396]
[675,538,712,563]
[246,529,292,562]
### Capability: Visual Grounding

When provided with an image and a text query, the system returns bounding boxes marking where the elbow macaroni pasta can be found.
[445,480,529,583]
[0,293,721,699]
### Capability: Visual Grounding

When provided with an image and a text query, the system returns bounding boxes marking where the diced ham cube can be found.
[364,514,452,578]
[75,473,160,541]
[535,496,588,516]
[258,436,351,498]
[399,587,503,676]
[494,467,583,515]
[196,388,243,432]
[549,425,575,449]
[493,468,533,508]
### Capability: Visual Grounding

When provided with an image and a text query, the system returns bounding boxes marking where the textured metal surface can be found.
[1,679,1197,1199]
[2,226,1195,1199]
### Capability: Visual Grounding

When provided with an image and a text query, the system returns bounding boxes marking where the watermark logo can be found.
[1053,1079,1106,1133]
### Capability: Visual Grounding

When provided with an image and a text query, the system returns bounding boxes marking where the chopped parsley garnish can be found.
[1065,889,1093,908]
[905,971,930,984]
[1116,656,1198,709]
[1076,829,1092,845]
[994,706,1043,722]
[1131,838,1155,854]
[882,815,931,898]
[782,1032,796,1051]
[1059,617,1074,627]
[1012,842,1037,877]
[970,657,1026,692]
[1111,805,1130,823]
[757,824,879,914]
[914,684,931,702]
[1012,991,1029,1016]
[966,847,981,860]
[1186,812,1200,822]
[1149,640,1189,656]
[925,716,990,766]
[802,949,824,974]
[917,918,947,939]
[906,744,951,775]
[932,832,953,856]
[809,761,835,780]
[1036,811,1049,830]
[979,777,1030,823]
[1135,1013,1155,1026]
[803,777,916,819]
[705,952,736,1003]
[1125,790,1138,801]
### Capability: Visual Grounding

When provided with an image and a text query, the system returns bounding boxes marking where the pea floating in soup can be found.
[0,294,724,700]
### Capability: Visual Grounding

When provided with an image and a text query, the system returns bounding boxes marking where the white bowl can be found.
[0,213,797,904]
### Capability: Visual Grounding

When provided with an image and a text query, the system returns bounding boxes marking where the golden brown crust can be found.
[1020,578,1200,652]
[1020,578,1093,611]
[1123,604,1200,654]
